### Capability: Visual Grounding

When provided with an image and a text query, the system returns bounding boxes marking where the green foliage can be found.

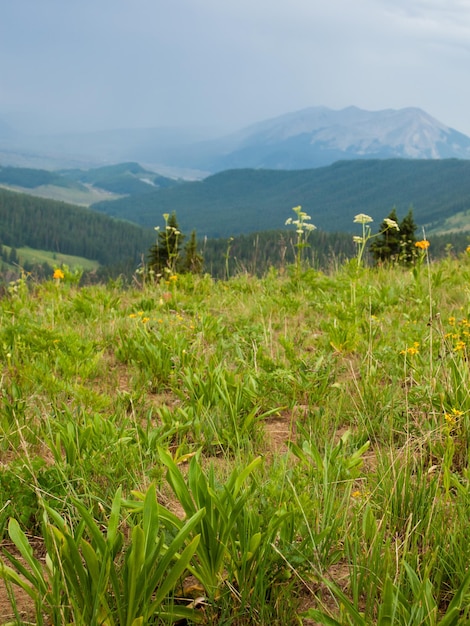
[148,211,184,277]
[91,159,470,237]
[0,486,203,625]
[2,253,470,622]
[0,186,154,267]
[370,207,418,265]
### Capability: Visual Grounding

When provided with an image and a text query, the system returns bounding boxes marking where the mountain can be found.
[91,159,470,238]
[170,106,470,171]
[2,106,470,174]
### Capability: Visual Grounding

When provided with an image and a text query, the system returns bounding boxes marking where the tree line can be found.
[0,188,155,267]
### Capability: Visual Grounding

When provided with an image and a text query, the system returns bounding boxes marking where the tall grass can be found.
[1,254,470,623]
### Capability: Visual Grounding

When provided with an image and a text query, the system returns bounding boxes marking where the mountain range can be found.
[1,105,470,174]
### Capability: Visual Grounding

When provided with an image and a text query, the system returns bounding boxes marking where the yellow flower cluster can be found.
[400,342,420,356]
[444,316,470,352]
[444,408,464,426]
[415,240,430,250]
[129,311,149,322]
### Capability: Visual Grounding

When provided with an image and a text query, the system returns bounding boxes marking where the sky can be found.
[2,0,470,136]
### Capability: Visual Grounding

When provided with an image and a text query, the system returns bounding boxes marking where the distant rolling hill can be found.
[90,159,470,238]
[0,162,181,206]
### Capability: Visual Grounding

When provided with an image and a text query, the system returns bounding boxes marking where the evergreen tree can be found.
[181,230,203,274]
[370,207,418,266]
[8,247,18,265]
[370,208,402,264]
[398,208,418,265]
[148,212,184,277]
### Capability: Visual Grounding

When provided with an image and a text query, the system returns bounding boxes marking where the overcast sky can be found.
[2,0,470,136]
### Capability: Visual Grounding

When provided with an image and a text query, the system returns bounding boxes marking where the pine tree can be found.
[148,212,184,278]
[398,208,418,265]
[370,207,418,266]
[181,230,203,274]
[370,208,402,264]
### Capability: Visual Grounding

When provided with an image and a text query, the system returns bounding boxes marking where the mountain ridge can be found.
[1,105,470,173]
[90,158,470,238]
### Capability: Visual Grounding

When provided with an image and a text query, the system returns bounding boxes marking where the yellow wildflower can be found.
[415,240,430,250]
[454,341,466,352]
[400,342,419,356]
[53,268,65,280]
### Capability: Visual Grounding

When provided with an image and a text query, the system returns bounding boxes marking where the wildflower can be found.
[53,268,65,280]
[444,409,463,426]
[169,274,178,282]
[129,313,138,318]
[448,316,456,326]
[383,218,399,231]
[351,490,362,498]
[353,235,364,244]
[142,317,150,323]
[354,214,373,224]
[400,341,420,356]
[454,341,466,352]
[415,240,430,250]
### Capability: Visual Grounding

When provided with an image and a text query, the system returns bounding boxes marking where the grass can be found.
[2,245,99,271]
[1,252,470,624]
[0,182,121,206]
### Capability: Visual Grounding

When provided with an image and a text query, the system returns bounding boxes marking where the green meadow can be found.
[2,245,99,272]
[1,244,470,624]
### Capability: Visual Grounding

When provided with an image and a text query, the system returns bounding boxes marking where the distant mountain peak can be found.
[205,105,470,170]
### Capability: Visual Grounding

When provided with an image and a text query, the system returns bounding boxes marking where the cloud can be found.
[1,0,470,135]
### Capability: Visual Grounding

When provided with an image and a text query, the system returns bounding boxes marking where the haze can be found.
[2,0,470,136]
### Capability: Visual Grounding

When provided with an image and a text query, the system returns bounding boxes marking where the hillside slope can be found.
[0,188,154,265]
[91,159,470,237]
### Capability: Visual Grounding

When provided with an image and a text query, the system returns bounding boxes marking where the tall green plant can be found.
[0,485,204,625]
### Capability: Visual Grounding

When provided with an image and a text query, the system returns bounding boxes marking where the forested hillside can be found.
[59,162,181,195]
[0,188,154,266]
[91,159,470,237]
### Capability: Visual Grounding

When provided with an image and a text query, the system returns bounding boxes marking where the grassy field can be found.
[2,245,99,272]
[0,182,121,206]
[1,249,470,624]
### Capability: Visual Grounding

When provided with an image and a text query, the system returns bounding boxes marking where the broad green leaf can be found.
[8,518,47,594]
[107,485,122,551]
[0,561,38,600]
[125,525,146,626]
[151,534,201,609]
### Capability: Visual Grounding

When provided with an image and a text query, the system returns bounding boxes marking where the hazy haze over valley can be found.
[1,0,470,147]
